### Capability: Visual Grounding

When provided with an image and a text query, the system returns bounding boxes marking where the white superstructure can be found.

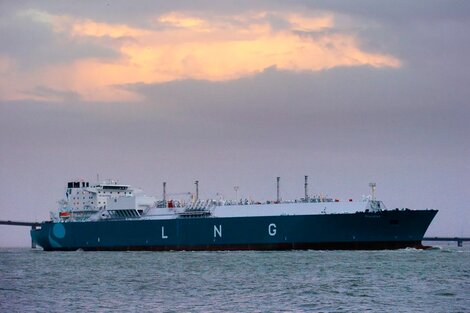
[53,180,156,221]
[52,179,387,223]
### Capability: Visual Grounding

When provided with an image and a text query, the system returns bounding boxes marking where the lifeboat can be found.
[59,211,71,219]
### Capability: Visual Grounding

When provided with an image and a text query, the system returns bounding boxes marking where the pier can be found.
[0,220,41,227]
[423,237,470,247]
[0,220,41,248]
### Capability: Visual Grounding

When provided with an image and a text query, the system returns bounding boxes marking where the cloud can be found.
[22,86,82,102]
[305,0,470,24]
[158,12,208,29]
[1,8,401,102]
[0,8,119,102]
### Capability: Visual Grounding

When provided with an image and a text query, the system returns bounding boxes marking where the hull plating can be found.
[31,210,437,251]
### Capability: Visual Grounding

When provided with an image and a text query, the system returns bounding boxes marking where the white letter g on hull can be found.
[268,223,276,236]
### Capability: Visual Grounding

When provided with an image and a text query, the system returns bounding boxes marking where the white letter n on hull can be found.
[214,225,222,238]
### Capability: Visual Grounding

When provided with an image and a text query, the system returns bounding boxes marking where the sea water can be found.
[0,244,469,313]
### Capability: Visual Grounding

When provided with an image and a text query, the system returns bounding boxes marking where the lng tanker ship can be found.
[30,178,437,251]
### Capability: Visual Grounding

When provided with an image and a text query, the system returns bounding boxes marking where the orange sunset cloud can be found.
[2,10,401,102]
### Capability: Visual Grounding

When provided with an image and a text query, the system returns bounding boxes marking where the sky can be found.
[0,1,469,246]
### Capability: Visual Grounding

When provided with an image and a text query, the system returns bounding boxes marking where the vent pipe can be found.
[163,182,166,202]
[304,175,309,201]
[369,182,376,200]
[276,177,280,203]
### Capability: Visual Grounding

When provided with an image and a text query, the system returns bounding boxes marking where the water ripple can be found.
[0,247,469,312]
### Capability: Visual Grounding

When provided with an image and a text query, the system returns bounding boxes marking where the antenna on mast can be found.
[369,183,376,200]
[234,186,239,202]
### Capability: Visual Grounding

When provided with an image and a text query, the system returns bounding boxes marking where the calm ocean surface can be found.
[1,244,469,313]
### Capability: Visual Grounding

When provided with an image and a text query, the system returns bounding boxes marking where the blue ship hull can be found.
[31,209,437,251]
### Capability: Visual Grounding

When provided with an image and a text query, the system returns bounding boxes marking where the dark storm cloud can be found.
[304,0,470,23]
[3,66,467,157]
[0,0,272,29]
[122,66,469,155]
[4,0,468,28]
[309,0,470,78]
